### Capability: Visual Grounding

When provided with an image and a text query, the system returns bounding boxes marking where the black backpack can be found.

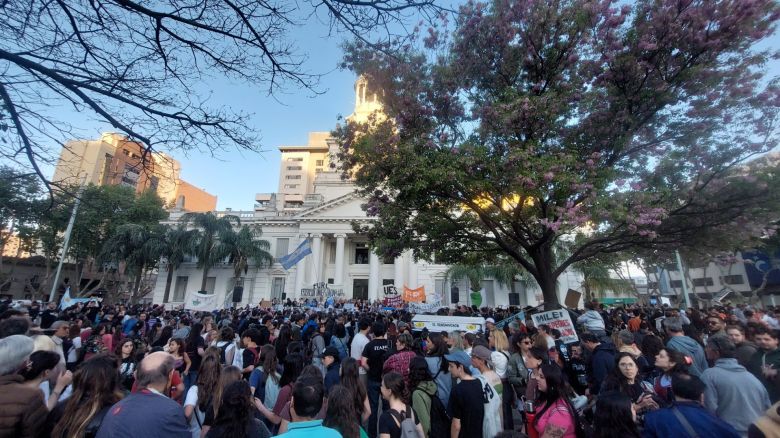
[416,388,450,438]
[218,342,231,365]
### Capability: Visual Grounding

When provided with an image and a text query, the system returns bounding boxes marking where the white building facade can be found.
[151,78,587,309]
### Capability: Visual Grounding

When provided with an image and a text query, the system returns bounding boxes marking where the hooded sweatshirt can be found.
[411,380,439,436]
[589,342,616,394]
[666,335,708,377]
[701,358,771,436]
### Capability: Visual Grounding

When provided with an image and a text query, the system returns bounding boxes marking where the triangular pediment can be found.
[295,192,369,219]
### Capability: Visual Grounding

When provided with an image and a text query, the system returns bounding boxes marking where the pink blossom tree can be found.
[335,0,780,309]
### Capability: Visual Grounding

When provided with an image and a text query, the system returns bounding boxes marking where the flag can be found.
[656,266,671,296]
[279,238,312,270]
[186,291,218,311]
[59,286,93,310]
[403,286,426,303]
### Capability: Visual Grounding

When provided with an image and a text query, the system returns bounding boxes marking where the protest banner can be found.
[496,310,526,329]
[531,310,579,344]
[407,301,444,313]
[403,286,426,303]
[185,291,218,311]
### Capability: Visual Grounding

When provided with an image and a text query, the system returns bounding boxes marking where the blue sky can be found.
[39,9,780,212]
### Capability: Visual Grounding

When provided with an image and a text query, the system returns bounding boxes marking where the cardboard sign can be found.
[403,286,426,303]
[496,311,525,329]
[531,310,579,344]
[564,289,582,309]
[259,300,271,308]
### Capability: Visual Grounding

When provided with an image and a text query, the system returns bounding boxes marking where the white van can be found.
[411,314,486,334]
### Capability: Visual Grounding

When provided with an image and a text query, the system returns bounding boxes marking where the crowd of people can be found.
[2,296,780,438]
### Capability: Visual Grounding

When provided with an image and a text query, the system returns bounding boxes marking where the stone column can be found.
[294,234,308,298]
[309,234,322,284]
[394,253,405,291]
[334,234,346,287]
[407,251,418,289]
[369,252,380,302]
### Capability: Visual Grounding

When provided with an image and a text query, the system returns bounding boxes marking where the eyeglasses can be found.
[522,341,532,345]
[619,363,637,369]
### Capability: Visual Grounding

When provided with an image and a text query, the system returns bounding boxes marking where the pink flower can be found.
[543,172,554,182]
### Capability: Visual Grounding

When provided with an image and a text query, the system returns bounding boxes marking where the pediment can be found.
[295,192,369,219]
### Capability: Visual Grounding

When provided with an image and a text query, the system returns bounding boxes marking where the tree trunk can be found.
[530,244,560,310]
[163,264,174,303]
[201,265,210,292]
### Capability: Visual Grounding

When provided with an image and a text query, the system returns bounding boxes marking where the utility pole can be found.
[49,178,87,303]
[675,250,692,310]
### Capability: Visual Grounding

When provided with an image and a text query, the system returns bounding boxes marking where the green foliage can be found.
[180,212,241,292]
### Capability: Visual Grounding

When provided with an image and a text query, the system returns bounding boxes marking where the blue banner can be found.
[279,238,312,270]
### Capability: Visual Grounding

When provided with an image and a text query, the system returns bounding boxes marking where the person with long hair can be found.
[508,333,533,401]
[531,363,578,438]
[201,365,243,437]
[652,348,689,406]
[592,391,640,438]
[378,372,425,438]
[324,385,369,438]
[489,328,514,431]
[83,323,112,361]
[185,322,207,395]
[49,354,123,438]
[152,325,174,348]
[601,352,659,416]
[383,332,418,386]
[249,345,280,405]
[424,332,451,406]
[640,335,664,377]
[275,365,327,434]
[167,338,191,377]
[185,350,221,438]
[274,325,292,363]
[408,356,437,438]
[206,380,271,438]
[330,323,350,360]
[254,352,304,429]
[341,357,371,424]
[20,350,70,410]
[115,339,137,393]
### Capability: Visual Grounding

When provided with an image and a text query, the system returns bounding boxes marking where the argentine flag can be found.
[279,238,312,270]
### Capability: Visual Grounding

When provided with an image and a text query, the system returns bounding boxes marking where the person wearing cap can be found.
[445,350,485,438]
[701,334,770,436]
[485,317,496,332]
[322,346,341,393]
[471,345,502,437]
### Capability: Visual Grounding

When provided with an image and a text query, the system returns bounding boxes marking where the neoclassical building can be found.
[151,77,585,308]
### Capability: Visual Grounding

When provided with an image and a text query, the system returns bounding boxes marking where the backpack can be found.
[388,405,422,438]
[233,347,244,369]
[414,388,450,438]
[305,333,320,364]
[217,341,231,365]
[263,375,282,410]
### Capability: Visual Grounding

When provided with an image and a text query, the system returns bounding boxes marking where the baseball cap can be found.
[322,346,340,360]
[472,345,493,362]
[444,350,471,368]
[486,318,496,324]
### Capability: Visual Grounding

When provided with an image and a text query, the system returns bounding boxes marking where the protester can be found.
[273,376,341,438]
[324,385,369,438]
[254,352,304,429]
[581,332,616,394]
[351,319,371,388]
[701,334,770,436]
[0,335,48,438]
[423,332,452,406]
[116,339,137,393]
[577,302,607,339]
[383,332,417,386]
[601,352,659,416]
[664,317,708,377]
[507,333,532,401]
[330,323,350,360]
[471,345,503,437]
[207,380,271,438]
[445,350,484,438]
[50,354,122,438]
[651,348,689,405]
[378,372,426,438]
[215,327,236,366]
[184,351,221,438]
[748,327,780,403]
[727,325,758,368]
[202,365,243,437]
[96,351,190,438]
[248,345,281,407]
[642,373,739,438]
[184,322,206,394]
[592,391,640,438]
[531,363,578,438]
[322,346,341,393]
[362,321,391,438]
[20,350,70,411]
[408,356,439,437]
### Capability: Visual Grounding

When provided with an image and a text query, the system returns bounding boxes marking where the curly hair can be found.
[408,356,433,392]
[324,385,360,438]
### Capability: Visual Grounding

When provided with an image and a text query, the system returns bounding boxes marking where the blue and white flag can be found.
[279,238,312,270]
[656,266,671,296]
[59,287,93,310]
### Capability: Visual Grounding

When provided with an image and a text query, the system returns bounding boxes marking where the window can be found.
[204,277,216,294]
[284,184,299,189]
[435,279,445,303]
[173,276,188,302]
[283,201,302,209]
[692,277,714,287]
[275,238,290,258]
[285,175,302,180]
[315,168,323,173]
[722,275,745,285]
[287,166,302,171]
[354,243,369,264]
[287,157,303,162]
[272,277,285,300]
[670,280,683,288]
[648,281,659,289]
[316,160,324,166]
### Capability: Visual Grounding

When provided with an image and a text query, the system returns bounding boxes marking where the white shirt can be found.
[491,351,509,379]
[351,331,370,375]
[184,385,204,438]
[67,337,82,363]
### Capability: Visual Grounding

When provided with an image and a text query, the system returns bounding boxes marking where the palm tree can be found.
[572,258,628,303]
[99,224,165,302]
[158,225,198,303]
[216,225,273,301]
[181,212,240,293]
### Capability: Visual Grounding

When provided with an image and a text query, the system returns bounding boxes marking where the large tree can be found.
[336,0,780,309]
[181,211,240,292]
[0,0,445,190]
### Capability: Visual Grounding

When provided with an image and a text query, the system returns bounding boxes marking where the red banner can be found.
[403,286,426,303]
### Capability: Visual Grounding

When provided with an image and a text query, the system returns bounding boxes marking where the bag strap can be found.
[671,407,700,438]
[194,408,203,428]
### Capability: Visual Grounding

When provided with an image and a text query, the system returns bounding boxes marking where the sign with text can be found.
[403,286,426,303]
[531,310,579,344]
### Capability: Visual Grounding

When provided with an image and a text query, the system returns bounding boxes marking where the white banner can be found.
[185,291,218,311]
[407,301,444,313]
[531,310,579,344]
